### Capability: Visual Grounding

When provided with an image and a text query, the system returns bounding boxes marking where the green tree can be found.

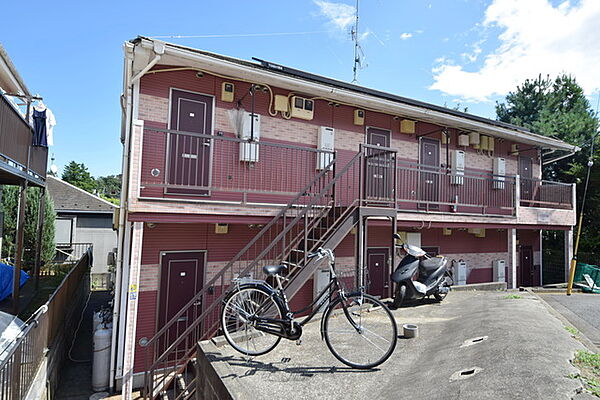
[96,174,121,204]
[62,161,96,193]
[496,74,600,256]
[1,185,56,268]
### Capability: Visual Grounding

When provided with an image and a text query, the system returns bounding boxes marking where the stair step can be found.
[160,391,169,400]
[176,373,190,398]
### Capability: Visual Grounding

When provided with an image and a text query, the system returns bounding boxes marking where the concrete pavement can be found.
[203,291,588,400]
[538,293,600,351]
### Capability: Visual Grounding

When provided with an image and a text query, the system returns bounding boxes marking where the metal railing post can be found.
[514,175,520,218]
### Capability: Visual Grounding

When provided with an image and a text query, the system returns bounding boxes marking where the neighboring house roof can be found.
[130,36,579,155]
[46,175,117,214]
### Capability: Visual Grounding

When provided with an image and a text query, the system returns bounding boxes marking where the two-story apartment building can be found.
[112,37,579,397]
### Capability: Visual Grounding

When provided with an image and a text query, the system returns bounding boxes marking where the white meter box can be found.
[317,126,335,170]
[240,113,260,162]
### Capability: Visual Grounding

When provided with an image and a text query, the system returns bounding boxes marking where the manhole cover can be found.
[450,367,483,381]
[460,336,489,348]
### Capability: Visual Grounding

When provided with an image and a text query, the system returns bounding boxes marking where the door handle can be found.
[177,316,188,323]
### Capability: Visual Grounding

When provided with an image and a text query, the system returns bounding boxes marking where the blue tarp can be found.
[0,263,29,302]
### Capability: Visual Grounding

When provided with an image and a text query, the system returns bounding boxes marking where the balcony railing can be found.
[140,127,335,204]
[0,94,47,182]
[138,127,574,214]
[520,178,573,209]
[396,161,517,216]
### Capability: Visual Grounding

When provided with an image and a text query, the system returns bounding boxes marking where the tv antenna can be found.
[351,0,363,83]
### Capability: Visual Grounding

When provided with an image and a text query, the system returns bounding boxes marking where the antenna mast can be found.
[352,0,360,82]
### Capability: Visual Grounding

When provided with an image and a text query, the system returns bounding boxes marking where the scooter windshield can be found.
[403,243,426,257]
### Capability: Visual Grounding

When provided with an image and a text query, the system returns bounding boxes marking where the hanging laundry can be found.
[29,101,56,146]
[32,108,48,146]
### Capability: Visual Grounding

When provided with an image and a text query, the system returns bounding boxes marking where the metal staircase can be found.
[140,144,397,399]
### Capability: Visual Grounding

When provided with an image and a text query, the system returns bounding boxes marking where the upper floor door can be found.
[166,89,213,195]
[519,156,533,204]
[419,137,440,209]
[365,127,393,201]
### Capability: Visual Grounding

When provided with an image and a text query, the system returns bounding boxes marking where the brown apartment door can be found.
[365,127,393,201]
[419,138,440,209]
[158,251,205,356]
[367,248,389,298]
[519,157,533,205]
[167,89,213,195]
[520,246,534,287]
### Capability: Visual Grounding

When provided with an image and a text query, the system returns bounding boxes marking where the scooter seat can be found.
[420,257,445,273]
[263,264,287,276]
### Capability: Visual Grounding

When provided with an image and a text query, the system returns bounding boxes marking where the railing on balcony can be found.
[140,127,334,204]
[520,178,573,209]
[395,161,517,216]
[139,127,574,213]
[0,94,47,181]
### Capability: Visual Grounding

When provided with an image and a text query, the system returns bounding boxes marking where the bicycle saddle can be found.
[263,264,287,276]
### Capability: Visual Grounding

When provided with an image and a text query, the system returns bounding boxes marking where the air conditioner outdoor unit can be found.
[493,259,506,282]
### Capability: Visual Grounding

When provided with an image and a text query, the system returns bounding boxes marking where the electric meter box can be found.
[317,126,335,170]
[480,135,489,151]
[400,119,416,134]
[290,96,314,120]
[488,137,495,152]
[493,259,506,282]
[274,95,289,112]
[493,157,506,189]
[469,132,480,146]
[354,109,365,125]
[221,82,234,102]
[458,134,470,147]
[511,143,519,155]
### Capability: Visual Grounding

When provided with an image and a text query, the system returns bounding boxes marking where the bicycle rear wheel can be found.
[221,286,283,356]
[323,293,397,369]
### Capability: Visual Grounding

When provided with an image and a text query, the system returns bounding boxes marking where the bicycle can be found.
[221,248,398,369]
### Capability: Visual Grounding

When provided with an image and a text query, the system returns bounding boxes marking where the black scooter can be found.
[390,233,453,308]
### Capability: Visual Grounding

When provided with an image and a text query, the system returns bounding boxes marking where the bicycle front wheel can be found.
[221,287,283,356]
[323,293,397,369]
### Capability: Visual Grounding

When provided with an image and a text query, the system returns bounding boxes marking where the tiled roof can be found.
[46,175,116,213]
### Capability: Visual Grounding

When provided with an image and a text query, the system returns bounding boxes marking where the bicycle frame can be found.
[247,259,364,341]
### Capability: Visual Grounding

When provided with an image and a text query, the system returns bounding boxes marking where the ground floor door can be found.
[158,251,205,356]
[520,246,534,287]
[367,248,389,298]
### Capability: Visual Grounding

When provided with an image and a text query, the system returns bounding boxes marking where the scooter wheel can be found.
[393,284,406,308]
[434,288,447,302]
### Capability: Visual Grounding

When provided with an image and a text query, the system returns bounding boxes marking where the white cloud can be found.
[430,0,600,102]
[313,0,356,31]
[400,32,413,40]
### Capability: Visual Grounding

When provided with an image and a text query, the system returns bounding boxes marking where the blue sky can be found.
[1,0,598,177]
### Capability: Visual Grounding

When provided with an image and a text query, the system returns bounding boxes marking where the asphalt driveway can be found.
[203,290,588,400]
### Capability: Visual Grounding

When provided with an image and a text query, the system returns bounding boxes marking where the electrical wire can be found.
[150,31,327,39]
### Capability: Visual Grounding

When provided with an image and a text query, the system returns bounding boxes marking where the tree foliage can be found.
[62,161,96,193]
[1,186,56,268]
[496,74,599,255]
[96,174,121,204]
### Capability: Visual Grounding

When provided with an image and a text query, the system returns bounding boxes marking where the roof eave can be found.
[133,37,578,153]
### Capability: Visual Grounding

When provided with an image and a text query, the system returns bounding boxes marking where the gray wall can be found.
[55,213,116,275]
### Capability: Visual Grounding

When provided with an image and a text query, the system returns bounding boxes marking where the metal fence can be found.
[520,178,573,209]
[396,161,516,215]
[0,249,91,400]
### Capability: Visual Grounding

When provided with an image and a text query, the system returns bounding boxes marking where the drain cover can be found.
[460,336,489,348]
[450,367,483,381]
